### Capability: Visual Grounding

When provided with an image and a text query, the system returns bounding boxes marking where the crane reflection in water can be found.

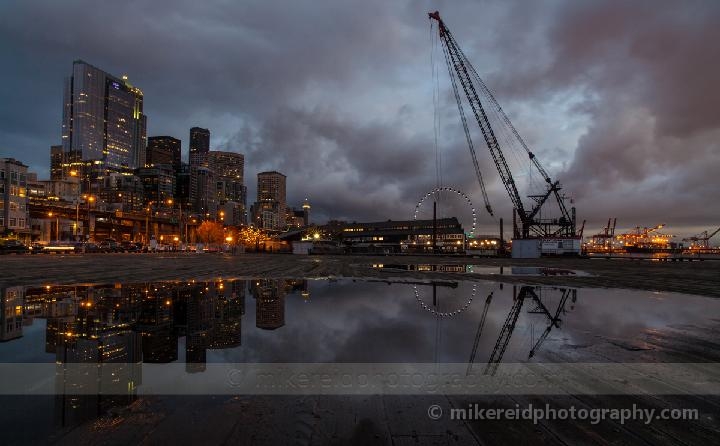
[413,282,577,375]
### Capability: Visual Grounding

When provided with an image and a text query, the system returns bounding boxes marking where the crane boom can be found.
[708,226,720,240]
[443,50,494,216]
[432,12,524,217]
[429,11,576,239]
[467,292,494,374]
[484,288,525,376]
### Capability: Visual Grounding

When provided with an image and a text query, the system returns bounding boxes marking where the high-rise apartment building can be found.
[207,151,243,185]
[207,151,245,200]
[189,127,210,167]
[50,145,64,180]
[254,171,286,230]
[175,163,192,210]
[191,166,216,216]
[61,60,147,187]
[146,136,181,171]
[137,165,176,207]
[207,151,246,224]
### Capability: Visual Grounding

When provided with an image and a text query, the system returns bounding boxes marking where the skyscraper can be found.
[61,60,147,186]
[137,164,176,206]
[207,151,246,224]
[189,127,210,167]
[207,151,244,185]
[146,136,181,171]
[189,128,211,215]
[175,163,192,210]
[255,171,286,230]
[191,166,216,215]
[50,145,64,180]
[207,151,244,200]
[251,280,286,330]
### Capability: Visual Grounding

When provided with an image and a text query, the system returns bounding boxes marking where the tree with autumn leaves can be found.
[196,221,224,246]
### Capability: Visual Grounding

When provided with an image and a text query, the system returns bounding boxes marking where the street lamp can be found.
[85,195,95,241]
[177,201,184,244]
[74,199,80,241]
[69,172,79,241]
[48,212,59,243]
[145,201,153,244]
[166,198,180,244]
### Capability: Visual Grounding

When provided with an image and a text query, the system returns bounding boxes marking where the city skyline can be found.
[1,1,719,234]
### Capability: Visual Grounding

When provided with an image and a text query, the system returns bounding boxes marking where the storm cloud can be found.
[0,0,718,236]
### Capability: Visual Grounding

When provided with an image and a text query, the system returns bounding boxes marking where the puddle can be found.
[0,278,718,440]
[370,264,592,276]
[1,278,714,365]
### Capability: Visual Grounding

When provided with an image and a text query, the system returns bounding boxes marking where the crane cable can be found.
[430,21,442,191]
[430,20,445,216]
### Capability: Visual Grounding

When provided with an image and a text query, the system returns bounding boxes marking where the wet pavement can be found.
[1,253,719,297]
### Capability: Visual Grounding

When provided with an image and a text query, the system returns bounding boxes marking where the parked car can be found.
[120,241,142,252]
[0,239,30,254]
[98,239,121,253]
[30,243,46,254]
[74,242,101,253]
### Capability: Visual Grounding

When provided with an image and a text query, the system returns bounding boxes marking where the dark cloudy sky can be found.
[1,0,718,237]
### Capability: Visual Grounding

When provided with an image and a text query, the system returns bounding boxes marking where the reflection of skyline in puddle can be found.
[3,279,717,368]
[1,279,719,434]
[370,264,591,276]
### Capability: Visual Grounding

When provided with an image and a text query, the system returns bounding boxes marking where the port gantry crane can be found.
[617,224,673,247]
[602,218,618,238]
[589,218,617,248]
[683,226,720,249]
[428,11,577,239]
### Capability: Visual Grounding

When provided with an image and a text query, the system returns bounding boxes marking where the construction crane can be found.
[429,11,576,239]
[683,226,720,249]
